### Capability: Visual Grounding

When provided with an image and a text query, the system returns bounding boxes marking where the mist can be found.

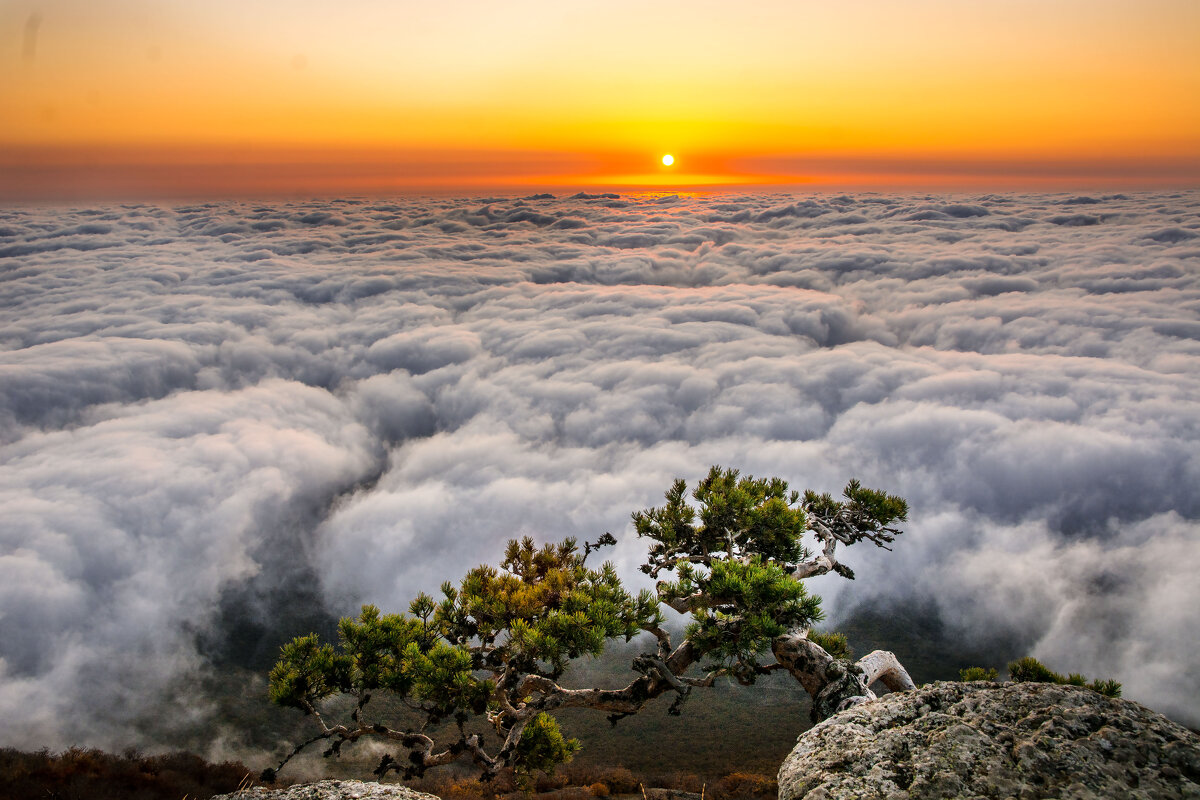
[1,190,1198,752]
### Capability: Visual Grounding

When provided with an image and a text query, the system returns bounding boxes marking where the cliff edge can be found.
[778,680,1199,799]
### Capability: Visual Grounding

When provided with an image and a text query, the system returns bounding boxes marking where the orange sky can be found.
[3,0,1199,198]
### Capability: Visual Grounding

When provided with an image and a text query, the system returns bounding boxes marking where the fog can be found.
[1,190,1197,751]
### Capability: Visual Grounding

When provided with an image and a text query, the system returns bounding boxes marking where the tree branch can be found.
[513,637,701,719]
[642,552,715,579]
[643,625,674,660]
[657,586,706,613]
[770,633,832,698]
[517,674,661,715]
[855,650,915,693]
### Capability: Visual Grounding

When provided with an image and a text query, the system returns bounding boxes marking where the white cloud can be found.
[0,381,378,745]
[1,190,1199,748]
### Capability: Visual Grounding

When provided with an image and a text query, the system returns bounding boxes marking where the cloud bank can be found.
[1,190,1198,748]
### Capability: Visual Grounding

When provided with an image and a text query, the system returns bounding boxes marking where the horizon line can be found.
[3,144,1198,202]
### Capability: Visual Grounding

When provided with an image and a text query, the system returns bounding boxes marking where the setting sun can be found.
[662,154,675,166]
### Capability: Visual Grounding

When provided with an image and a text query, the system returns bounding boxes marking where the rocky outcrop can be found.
[212,780,440,800]
[778,681,1200,800]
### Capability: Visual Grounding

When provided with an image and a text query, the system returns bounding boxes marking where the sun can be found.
[661,154,675,166]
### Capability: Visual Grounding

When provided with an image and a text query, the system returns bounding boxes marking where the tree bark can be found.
[857,649,916,693]
[772,633,915,722]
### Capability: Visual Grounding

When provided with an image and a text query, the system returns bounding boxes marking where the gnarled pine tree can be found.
[267,466,914,781]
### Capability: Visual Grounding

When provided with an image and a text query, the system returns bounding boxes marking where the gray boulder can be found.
[212,780,440,800]
[778,681,1200,799]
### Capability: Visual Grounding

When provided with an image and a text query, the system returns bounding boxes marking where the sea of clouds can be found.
[1,190,1198,752]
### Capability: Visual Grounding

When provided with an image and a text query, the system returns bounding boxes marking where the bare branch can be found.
[665,638,698,676]
[680,675,716,688]
[517,674,660,715]
[300,700,334,735]
[643,625,674,660]
[513,637,702,720]
[856,649,915,693]
[497,715,530,764]
[790,555,836,580]
[642,553,713,578]
[658,586,706,613]
[771,632,837,698]
[266,730,334,780]
[634,654,689,696]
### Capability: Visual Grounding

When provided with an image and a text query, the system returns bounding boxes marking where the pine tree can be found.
[267,466,914,781]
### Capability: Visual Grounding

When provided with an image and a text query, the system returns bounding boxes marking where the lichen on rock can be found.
[778,681,1200,800]
[212,780,441,800]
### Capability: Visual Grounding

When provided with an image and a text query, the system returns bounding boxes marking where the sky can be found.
[2,191,1199,755]
[3,0,1200,196]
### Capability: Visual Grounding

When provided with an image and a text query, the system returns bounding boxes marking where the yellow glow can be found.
[662,154,675,166]
[2,0,1198,193]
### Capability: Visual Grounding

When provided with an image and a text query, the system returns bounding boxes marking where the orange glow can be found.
[2,0,1198,197]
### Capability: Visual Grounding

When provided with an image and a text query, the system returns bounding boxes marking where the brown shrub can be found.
[560,765,639,794]
[711,772,776,800]
[0,746,270,800]
[444,777,489,799]
[552,788,595,800]
[588,782,609,797]
[533,771,567,793]
[409,768,518,800]
[603,767,639,794]
[654,772,704,794]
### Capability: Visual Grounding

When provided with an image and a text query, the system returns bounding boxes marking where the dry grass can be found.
[0,744,775,800]
[408,763,773,800]
[0,747,282,800]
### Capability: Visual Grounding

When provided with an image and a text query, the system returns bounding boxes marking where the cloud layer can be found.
[1,190,1198,746]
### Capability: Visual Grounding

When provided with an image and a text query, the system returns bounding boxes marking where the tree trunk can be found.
[772,633,915,722]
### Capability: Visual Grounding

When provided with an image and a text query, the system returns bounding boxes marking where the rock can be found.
[778,681,1200,800]
[212,780,441,800]
[644,790,702,800]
